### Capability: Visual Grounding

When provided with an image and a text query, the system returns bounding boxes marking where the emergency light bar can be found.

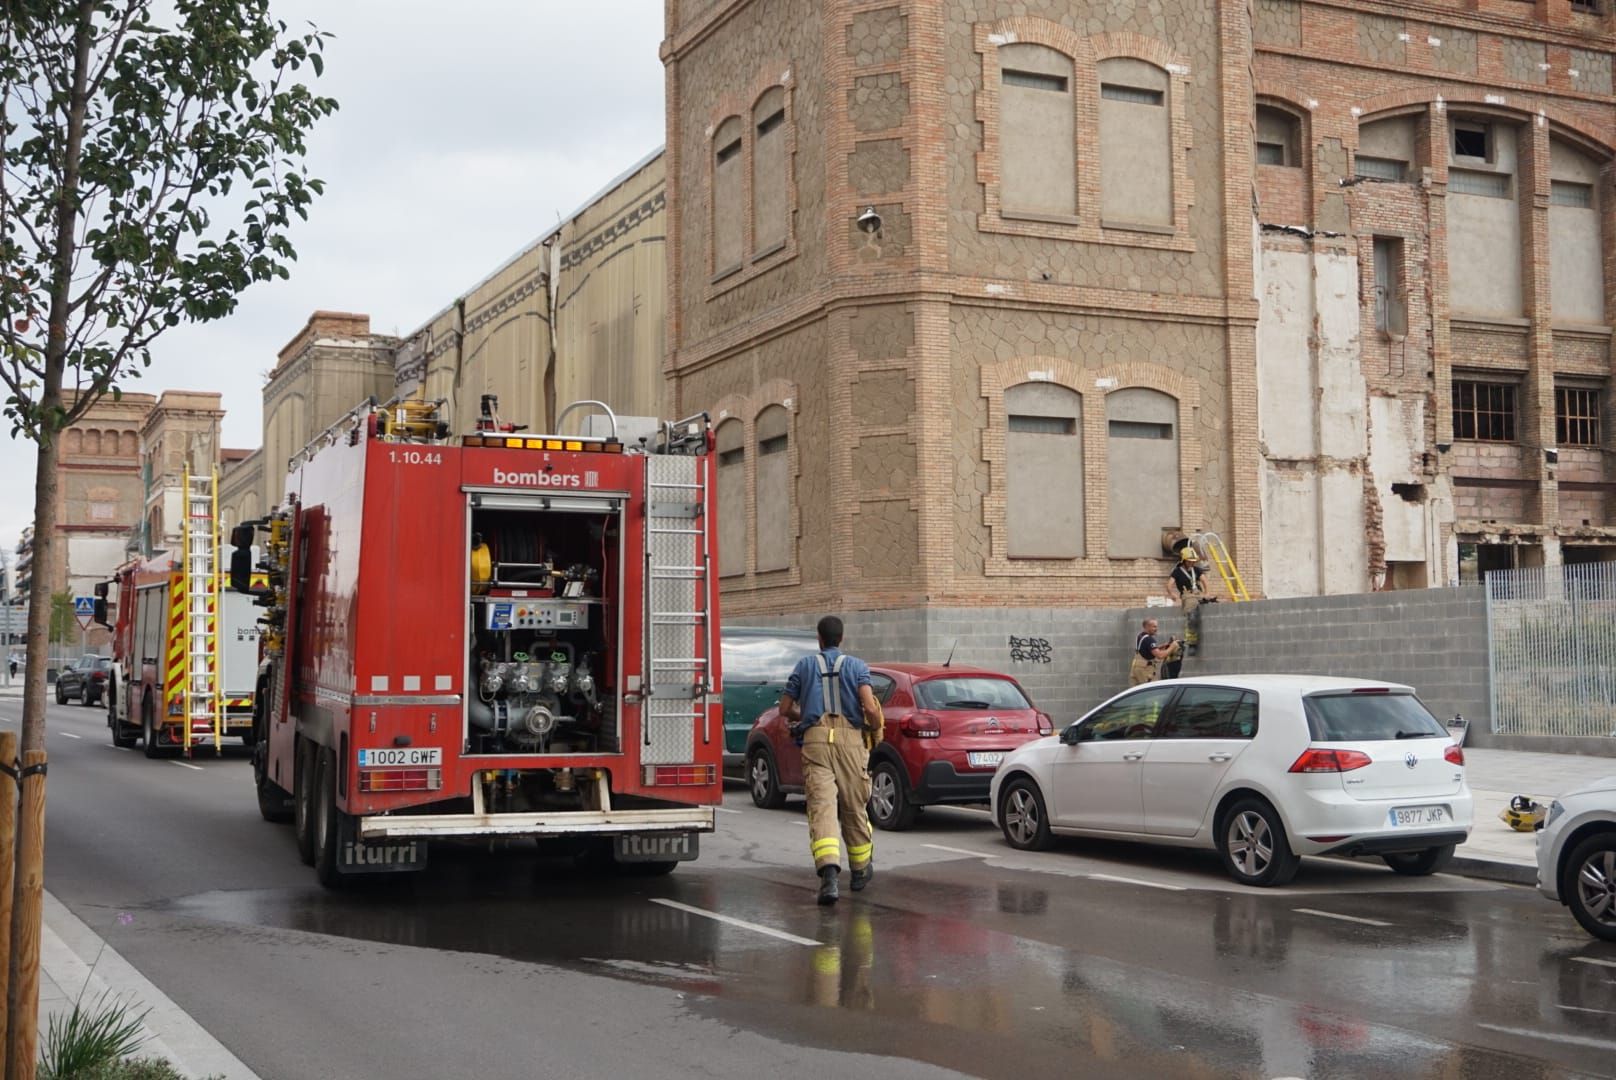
[461,435,623,452]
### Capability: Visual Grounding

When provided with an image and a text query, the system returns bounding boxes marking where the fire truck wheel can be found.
[254,742,294,823]
[110,709,137,749]
[294,739,317,866]
[140,695,163,759]
[312,747,348,889]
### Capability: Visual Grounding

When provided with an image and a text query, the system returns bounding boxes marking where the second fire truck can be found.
[233,397,724,886]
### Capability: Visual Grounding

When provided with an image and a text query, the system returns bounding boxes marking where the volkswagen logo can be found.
[1404,752,1418,769]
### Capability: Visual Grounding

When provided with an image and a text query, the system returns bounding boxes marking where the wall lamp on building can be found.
[856,206,883,239]
[1545,447,1559,467]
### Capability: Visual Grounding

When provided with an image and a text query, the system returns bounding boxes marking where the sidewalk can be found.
[1453,746,1615,885]
[39,891,258,1079]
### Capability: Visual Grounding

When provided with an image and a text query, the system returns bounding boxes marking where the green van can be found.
[721,626,819,768]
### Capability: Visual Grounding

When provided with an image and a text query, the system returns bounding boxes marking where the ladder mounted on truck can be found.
[641,412,717,767]
[182,467,223,755]
[1191,531,1251,603]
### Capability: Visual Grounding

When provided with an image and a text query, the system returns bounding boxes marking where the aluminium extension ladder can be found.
[641,454,715,765]
[1192,531,1252,603]
[181,467,223,754]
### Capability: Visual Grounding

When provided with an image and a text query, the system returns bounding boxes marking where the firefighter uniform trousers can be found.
[1129,655,1158,686]
[1181,592,1203,648]
[803,714,873,873]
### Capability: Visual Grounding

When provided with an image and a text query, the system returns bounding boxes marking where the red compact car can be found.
[744,663,1053,830]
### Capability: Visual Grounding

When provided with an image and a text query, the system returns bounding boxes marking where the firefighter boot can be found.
[817,865,841,905]
[850,863,874,892]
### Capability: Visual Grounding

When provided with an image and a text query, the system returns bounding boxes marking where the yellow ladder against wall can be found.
[181,467,223,755]
[1193,531,1252,603]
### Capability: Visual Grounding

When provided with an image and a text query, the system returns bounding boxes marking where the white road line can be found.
[649,899,820,947]
[1475,1022,1616,1051]
[57,732,81,740]
[1089,872,1187,892]
[712,806,742,815]
[793,820,809,828]
[105,745,131,753]
[1293,907,1392,928]
[166,760,204,772]
[922,843,999,859]
[1572,956,1616,969]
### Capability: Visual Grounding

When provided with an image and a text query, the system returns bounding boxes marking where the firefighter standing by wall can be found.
[1129,618,1177,685]
[780,615,885,905]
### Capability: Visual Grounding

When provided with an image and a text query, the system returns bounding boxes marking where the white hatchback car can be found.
[1535,777,1616,941]
[990,675,1473,886]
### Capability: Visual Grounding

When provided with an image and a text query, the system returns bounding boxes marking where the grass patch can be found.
[39,991,149,1080]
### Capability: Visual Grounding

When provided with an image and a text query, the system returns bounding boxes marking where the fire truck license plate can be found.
[614,832,700,862]
[357,747,442,767]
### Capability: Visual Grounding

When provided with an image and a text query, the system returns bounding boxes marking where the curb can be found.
[43,892,259,1080]
[1446,855,1536,886]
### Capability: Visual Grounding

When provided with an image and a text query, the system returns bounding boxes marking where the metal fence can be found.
[1486,562,1616,737]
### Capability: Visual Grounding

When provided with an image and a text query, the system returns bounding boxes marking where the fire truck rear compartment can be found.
[466,503,619,757]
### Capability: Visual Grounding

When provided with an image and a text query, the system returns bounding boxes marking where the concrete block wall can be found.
[1182,586,1493,737]
[728,585,1496,736]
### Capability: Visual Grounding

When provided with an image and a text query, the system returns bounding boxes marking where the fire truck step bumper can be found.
[359,806,716,840]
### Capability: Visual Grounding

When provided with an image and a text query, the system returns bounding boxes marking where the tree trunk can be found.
[10,8,97,1077]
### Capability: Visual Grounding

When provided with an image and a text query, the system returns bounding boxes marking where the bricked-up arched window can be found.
[715,419,747,577]
[752,87,788,255]
[1548,136,1606,325]
[1255,105,1302,168]
[1005,383,1083,558]
[754,406,792,572]
[1447,115,1523,318]
[1097,58,1172,227]
[712,117,745,277]
[1107,388,1180,557]
[998,43,1076,216]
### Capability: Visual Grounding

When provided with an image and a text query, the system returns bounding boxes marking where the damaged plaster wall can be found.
[1257,239,1370,596]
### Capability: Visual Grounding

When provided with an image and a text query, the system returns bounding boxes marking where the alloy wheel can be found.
[1227,810,1274,879]
[1005,787,1039,846]
[870,768,898,823]
[749,754,772,802]
[1576,848,1616,929]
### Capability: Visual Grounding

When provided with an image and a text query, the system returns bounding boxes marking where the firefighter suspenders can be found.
[812,652,848,737]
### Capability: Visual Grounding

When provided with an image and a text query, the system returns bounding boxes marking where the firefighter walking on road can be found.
[780,615,884,905]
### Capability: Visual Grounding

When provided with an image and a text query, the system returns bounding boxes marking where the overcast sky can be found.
[1,2,666,569]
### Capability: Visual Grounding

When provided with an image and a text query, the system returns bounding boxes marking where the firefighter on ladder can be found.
[780,615,884,905]
[1168,539,1214,656]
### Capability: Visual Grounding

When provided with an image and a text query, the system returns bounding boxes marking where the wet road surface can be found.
[10,697,1616,1079]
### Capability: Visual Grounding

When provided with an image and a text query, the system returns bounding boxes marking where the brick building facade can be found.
[661,0,1616,624]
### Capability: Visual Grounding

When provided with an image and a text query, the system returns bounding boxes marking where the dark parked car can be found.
[745,662,1053,830]
[720,627,819,769]
[56,655,111,706]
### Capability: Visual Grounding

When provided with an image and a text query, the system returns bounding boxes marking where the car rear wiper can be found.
[1394,730,1440,739]
[946,700,993,709]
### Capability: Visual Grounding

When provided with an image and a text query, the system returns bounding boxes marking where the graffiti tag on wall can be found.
[1009,636,1052,664]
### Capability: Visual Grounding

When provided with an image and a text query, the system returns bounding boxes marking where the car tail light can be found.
[901,713,941,739]
[1036,711,1053,735]
[358,768,442,793]
[1288,748,1373,773]
[1443,743,1465,766]
[643,764,716,786]
[92,672,107,682]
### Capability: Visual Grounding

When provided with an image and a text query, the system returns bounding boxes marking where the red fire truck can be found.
[231,397,723,886]
[99,548,262,757]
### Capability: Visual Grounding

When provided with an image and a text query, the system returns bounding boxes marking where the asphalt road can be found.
[7,694,1615,1080]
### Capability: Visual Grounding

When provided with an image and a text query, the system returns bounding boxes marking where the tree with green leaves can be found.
[0,4,334,1070]
[46,590,74,646]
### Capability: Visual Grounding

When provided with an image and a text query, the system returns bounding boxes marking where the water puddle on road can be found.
[161,852,1603,1080]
